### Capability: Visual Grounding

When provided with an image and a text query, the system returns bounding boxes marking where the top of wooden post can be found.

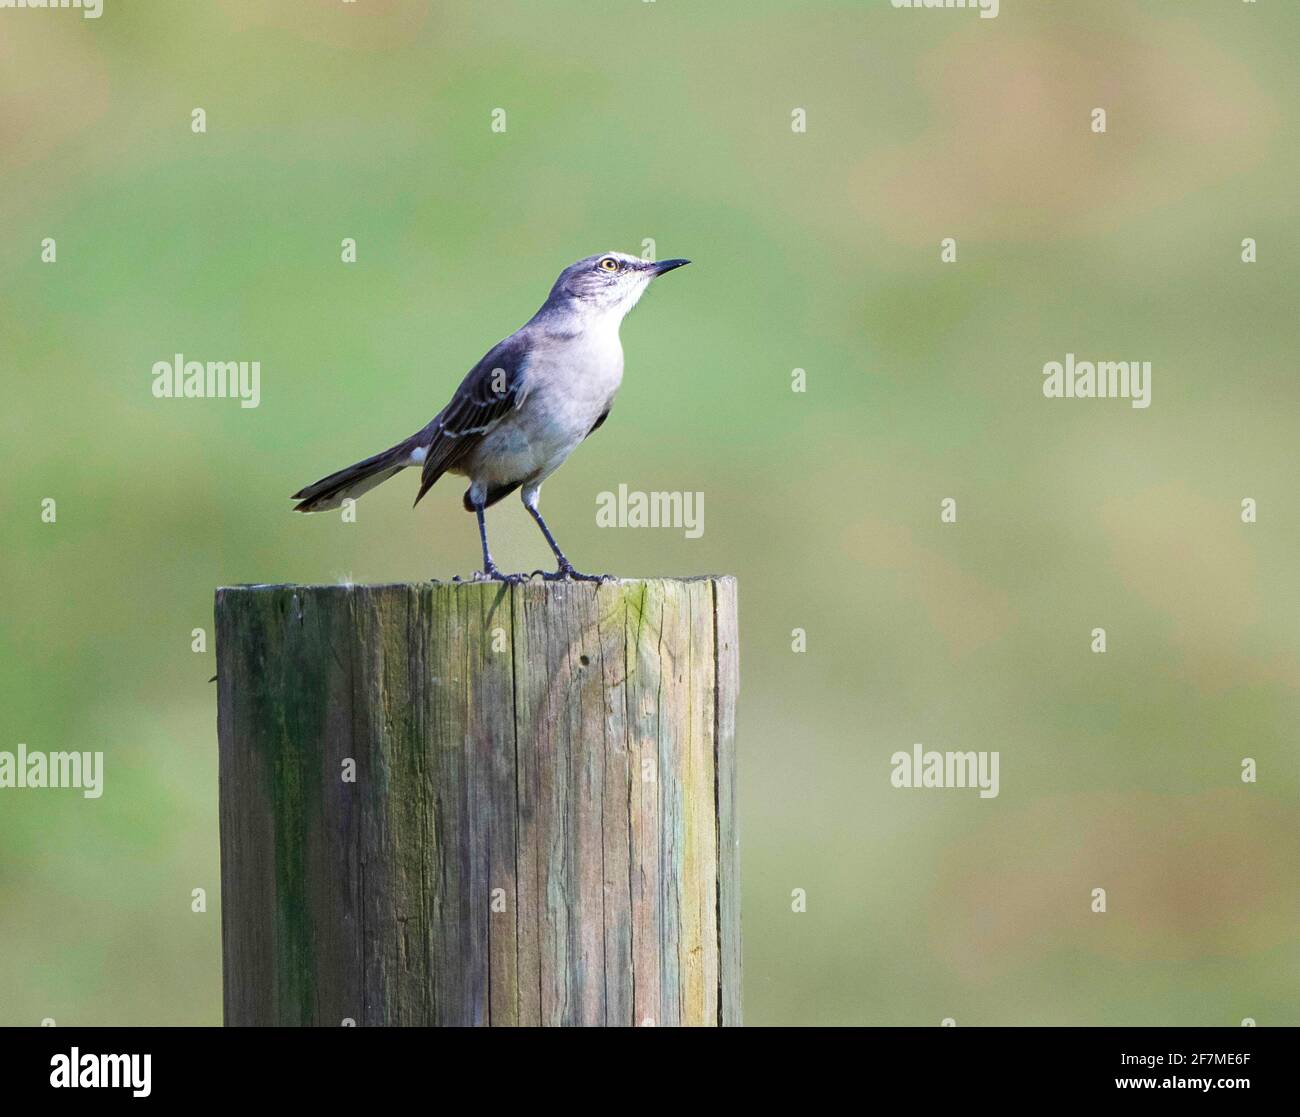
[217,576,734,592]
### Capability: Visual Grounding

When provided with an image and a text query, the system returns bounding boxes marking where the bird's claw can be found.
[531,564,615,583]
[473,566,526,584]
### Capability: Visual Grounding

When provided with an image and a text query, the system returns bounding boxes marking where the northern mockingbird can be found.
[292,251,690,581]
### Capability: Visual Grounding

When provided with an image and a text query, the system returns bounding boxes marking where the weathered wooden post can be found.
[216,578,739,1026]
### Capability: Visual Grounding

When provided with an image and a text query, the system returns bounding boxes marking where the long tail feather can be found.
[292,440,412,512]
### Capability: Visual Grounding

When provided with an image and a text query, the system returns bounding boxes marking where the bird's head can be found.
[548,251,690,319]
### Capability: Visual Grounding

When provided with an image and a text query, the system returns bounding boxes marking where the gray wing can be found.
[413,332,531,505]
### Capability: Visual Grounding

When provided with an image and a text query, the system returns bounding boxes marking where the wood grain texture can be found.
[216,578,740,1027]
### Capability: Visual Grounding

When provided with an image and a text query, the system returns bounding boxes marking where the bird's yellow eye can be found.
[598,257,620,272]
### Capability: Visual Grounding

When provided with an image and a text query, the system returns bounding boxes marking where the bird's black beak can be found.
[650,258,690,276]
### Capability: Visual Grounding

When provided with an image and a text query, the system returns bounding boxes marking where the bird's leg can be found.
[523,489,612,583]
[472,499,523,583]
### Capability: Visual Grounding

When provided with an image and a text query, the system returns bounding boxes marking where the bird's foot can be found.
[531,562,615,583]
[473,564,526,584]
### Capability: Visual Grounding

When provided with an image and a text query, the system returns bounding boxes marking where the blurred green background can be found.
[3,0,1298,1026]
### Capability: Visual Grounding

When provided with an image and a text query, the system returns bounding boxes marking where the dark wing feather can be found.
[585,406,611,439]
[413,333,531,505]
